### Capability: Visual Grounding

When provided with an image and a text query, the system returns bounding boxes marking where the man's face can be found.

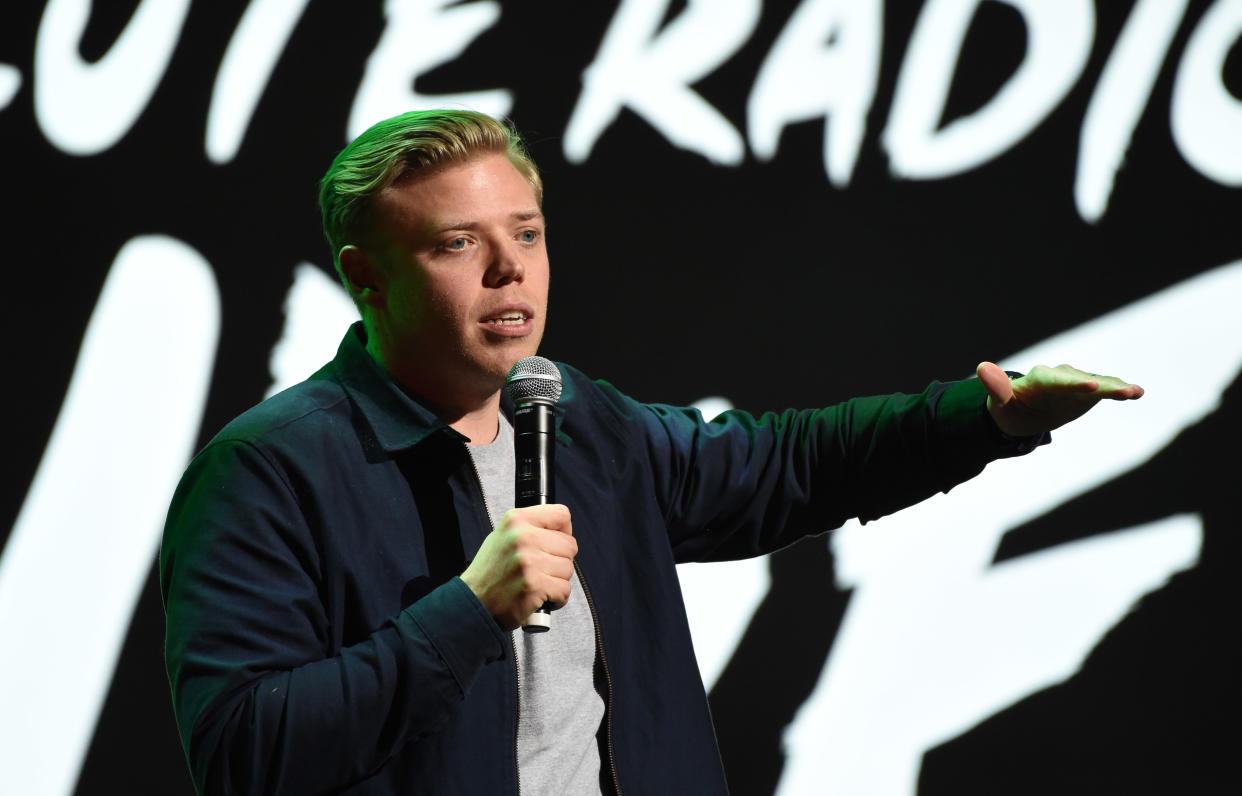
[364,152,549,400]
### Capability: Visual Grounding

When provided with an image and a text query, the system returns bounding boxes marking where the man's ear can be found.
[338,245,385,308]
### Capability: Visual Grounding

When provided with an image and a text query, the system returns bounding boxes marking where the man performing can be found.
[161,109,1144,795]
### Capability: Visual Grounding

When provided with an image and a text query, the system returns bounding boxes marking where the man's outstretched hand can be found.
[978,361,1144,438]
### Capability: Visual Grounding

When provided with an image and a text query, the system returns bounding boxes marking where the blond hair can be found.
[318,110,542,274]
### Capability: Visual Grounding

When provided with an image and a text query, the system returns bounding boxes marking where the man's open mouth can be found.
[484,311,529,326]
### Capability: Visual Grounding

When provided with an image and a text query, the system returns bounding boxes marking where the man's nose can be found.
[486,242,525,286]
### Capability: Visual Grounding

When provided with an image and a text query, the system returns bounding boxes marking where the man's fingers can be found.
[1051,365,1145,399]
[1090,374,1144,399]
[507,516,578,574]
[537,551,575,580]
[503,503,573,535]
[522,549,575,609]
[539,574,573,608]
[516,527,577,560]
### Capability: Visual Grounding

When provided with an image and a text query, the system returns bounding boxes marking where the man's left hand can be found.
[977,361,1144,438]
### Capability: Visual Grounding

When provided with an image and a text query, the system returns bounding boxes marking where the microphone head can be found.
[506,356,563,404]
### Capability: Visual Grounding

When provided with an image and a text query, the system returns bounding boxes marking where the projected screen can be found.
[1,2,1239,794]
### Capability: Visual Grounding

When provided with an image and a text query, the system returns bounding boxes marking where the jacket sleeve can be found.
[628,376,1046,563]
[160,438,508,795]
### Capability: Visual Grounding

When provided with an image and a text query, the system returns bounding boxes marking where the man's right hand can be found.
[459,504,576,630]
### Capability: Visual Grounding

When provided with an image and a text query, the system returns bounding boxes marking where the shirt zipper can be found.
[509,633,522,796]
[574,560,623,796]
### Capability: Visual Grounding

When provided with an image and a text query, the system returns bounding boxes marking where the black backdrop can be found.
[2,1,1240,793]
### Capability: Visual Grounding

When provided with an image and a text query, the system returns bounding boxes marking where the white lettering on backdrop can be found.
[1075,0,1190,222]
[774,259,1242,795]
[348,0,512,140]
[747,0,883,187]
[34,0,192,155]
[565,0,761,165]
[883,0,1095,178]
[0,63,21,111]
[1171,0,1242,185]
[0,236,220,796]
[206,0,313,164]
[21,0,1235,217]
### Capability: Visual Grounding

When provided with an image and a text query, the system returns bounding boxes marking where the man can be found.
[161,109,1142,795]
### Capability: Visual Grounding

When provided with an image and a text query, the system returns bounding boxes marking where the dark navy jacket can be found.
[161,324,1042,794]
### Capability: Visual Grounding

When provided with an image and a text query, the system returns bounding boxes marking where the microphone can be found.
[505,356,563,632]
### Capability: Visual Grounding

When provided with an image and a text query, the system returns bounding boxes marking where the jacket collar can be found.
[331,322,516,454]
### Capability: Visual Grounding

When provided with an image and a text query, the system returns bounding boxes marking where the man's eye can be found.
[445,237,468,251]
[519,230,538,243]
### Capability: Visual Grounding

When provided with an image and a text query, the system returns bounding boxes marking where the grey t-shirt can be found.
[466,413,606,795]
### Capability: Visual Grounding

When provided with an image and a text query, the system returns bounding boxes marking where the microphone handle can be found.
[514,400,556,632]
